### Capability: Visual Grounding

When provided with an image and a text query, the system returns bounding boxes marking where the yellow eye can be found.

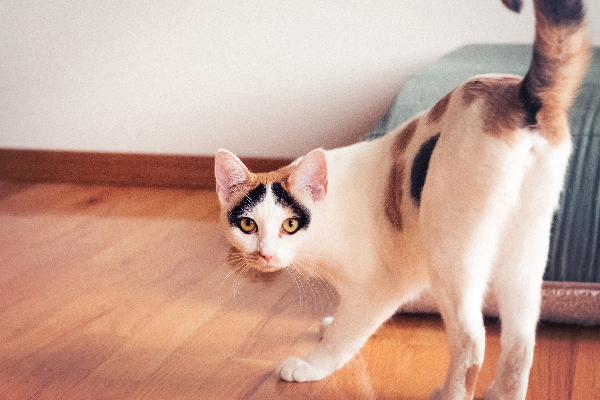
[282,218,300,234]
[239,217,257,233]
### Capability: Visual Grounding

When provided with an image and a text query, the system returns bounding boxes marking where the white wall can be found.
[1,0,598,158]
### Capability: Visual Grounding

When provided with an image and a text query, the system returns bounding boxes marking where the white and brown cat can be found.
[214,0,590,399]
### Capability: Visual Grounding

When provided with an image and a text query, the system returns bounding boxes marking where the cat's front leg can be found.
[277,287,401,382]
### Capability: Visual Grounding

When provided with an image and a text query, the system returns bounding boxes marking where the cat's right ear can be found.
[214,150,253,205]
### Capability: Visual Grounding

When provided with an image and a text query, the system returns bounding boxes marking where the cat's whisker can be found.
[286,266,308,307]
[293,260,332,288]
[219,261,248,297]
[294,256,338,290]
[293,260,338,308]
[290,264,317,307]
[219,259,247,289]
[225,257,247,265]
[290,262,330,314]
[296,254,331,270]
[231,264,253,302]
[226,253,248,262]
[225,257,247,266]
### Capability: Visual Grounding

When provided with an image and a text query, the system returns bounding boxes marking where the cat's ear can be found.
[289,148,328,202]
[214,150,253,205]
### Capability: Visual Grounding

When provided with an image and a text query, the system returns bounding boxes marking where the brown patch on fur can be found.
[497,343,532,395]
[254,164,297,191]
[392,119,419,156]
[385,119,420,230]
[462,79,489,105]
[385,163,405,230]
[462,77,526,145]
[428,92,452,123]
[462,76,521,105]
[464,364,481,400]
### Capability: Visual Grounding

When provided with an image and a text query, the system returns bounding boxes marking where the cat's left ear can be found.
[289,148,328,202]
[214,149,253,205]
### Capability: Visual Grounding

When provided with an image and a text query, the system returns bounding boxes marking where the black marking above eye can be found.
[271,182,311,231]
[410,133,440,206]
[227,184,266,228]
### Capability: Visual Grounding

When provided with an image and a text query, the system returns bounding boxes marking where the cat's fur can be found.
[214,0,590,399]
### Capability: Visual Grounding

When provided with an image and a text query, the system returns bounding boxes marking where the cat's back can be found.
[355,71,555,235]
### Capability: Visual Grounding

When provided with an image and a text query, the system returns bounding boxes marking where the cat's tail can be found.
[504,0,591,146]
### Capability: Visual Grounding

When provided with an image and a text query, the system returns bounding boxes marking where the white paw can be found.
[319,316,334,338]
[276,357,330,382]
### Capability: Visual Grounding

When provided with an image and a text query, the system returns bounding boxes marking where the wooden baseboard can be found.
[0,149,292,190]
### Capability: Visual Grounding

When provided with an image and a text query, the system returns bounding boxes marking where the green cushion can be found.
[365,44,600,283]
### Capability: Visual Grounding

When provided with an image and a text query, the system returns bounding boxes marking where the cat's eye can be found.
[238,217,257,233]
[282,218,300,234]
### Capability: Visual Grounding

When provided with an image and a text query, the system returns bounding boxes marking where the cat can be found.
[214,0,590,399]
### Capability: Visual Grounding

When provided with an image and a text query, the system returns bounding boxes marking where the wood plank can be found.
[572,328,600,400]
[528,325,577,400]
[0,148,292,189]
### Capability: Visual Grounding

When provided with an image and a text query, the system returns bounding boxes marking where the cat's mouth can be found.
[259,264,283,273]
[257,259,286,273]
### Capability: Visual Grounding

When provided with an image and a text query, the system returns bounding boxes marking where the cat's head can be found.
[214,149,328,272]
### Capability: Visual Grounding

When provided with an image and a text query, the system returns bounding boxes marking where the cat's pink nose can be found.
[261,253,274,263]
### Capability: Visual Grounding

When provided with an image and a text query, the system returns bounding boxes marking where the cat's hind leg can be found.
[419,132,531,400]
[484,213,554,400]
[422,228,493,400]
[485,144,570,400]
[484,248,544,400]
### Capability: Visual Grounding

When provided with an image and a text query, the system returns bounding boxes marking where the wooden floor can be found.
[1,182,599,400]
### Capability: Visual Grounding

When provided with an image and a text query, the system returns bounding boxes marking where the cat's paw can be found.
[319,316,334,338]
[276,357,331,382]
